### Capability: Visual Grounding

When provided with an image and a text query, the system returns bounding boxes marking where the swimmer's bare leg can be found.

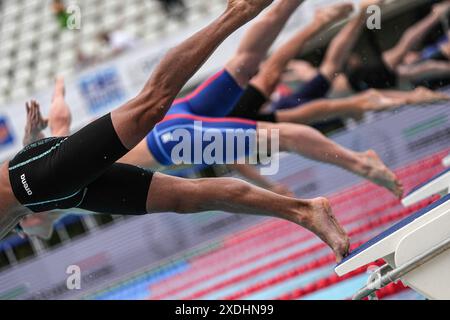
[320,0,384,81]
[251,2,354,96]
[258,122,403,198]
[275,89,409,124]
[225,0,304,87]
[111,0,273,150]
[146,173,350,262]
[383,1,450,70]
[378,87,450,104]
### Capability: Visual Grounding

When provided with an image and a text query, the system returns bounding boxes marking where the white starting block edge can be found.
[402,168,450,207]
[335,194,450,278]
[444,154,450,168]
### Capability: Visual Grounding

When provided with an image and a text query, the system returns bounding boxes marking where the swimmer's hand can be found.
[360,0,385,11]
[432,1,450,18]
[314,3,354,27]
[24,100,48,146]
[227,0,274,21]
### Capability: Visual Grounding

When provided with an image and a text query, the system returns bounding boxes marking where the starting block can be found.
[335,193,450,300]
[402,168,450,207]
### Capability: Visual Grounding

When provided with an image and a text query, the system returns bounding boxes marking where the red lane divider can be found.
[150,193,407,298]
[181,242,329,300]
[154,195,437,300]
[210,197,439,300]
[276,260,385,300]
[343,282,409,300]
[224,242,364,300]
[151,195,415,299]
[151,222,304,294]
[148,150,447,300]
[373,282,408,300]
[150,232,318,300]
[150,223,300,295]
[195,223,296,269]
[224,220,287,247]
[254,196,439,301]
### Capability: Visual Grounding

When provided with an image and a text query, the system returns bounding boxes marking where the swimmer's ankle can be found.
[352,151,373,178]
[286,199,316,227]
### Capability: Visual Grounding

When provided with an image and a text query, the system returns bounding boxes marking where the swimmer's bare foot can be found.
[295,198,350,263]
[362,90,405,110]
[350,90,406,120]
[358,150,403,198]
[315,3,354,27]
[408,87,450,105]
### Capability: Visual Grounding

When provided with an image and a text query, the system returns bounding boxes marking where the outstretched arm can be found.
[112,0,274,150]
[320,0,384,81]
[384,0,450,70]
[226,0,304,87]
[252,3,354,97]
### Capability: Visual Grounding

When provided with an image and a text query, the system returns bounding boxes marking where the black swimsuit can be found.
[9,113,154,215]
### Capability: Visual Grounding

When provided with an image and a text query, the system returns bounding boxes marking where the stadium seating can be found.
[0,0,406,106]
[0,0,225,104]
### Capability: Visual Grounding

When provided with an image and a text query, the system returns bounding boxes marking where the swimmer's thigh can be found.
[78,163,154,215]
